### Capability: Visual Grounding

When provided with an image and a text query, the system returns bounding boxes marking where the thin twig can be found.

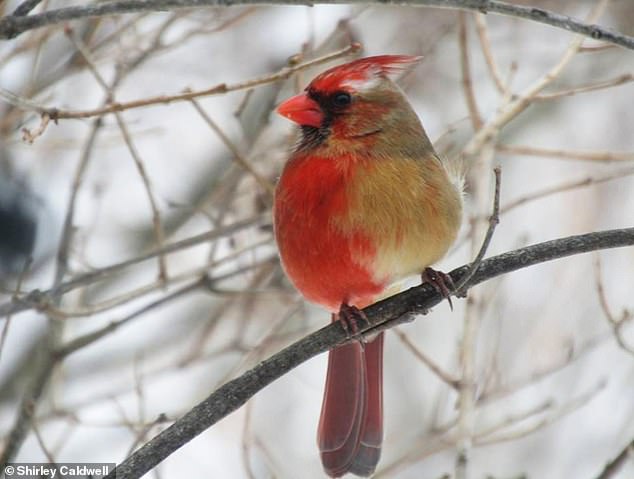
[0,358,56,467]
[473,13,508,96]
[535,73,633,100]
[454,166,501,295]
[593,255,634,355]
[463,0,609,157]
[38,236,273,320]
[55,280,203,358]
[65,26,110,89]
[579,43,616,53]
[241,401,257,479]
[374,427,455,478]
[595,437,634,479]
[21,112,50,143]
[0,214,268,319]
[114,112,169,282]
[479,333,608,404]
[476,380,605,446]
[474,399,553,443]
[65,29,170,283]
[0,43,362,121]
[31,418,57,463]
[500,167,634,215]
[394,330,459,388]
[497,144,634,163]
[54,117,103,286]
[456,136,499,479]
[55,255,277,358]
[189,98,275,196]
[0,257,31,361]
[213,292,300,386]
[458,11,482,131]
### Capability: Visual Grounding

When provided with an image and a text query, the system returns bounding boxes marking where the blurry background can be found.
[0,0,633,477]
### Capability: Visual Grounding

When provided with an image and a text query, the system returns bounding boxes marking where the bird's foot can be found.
[421,267,454,311]
[337,303,370,338]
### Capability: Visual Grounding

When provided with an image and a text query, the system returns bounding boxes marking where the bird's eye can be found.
[332,92,352,107]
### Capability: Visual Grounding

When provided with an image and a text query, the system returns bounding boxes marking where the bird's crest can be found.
[308,55,421,93]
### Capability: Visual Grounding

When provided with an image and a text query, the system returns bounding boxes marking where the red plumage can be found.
[274,152,383,312]
[308,55,422,93]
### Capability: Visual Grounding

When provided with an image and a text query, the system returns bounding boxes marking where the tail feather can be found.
[350,333,383,476]
[318,333,384,477]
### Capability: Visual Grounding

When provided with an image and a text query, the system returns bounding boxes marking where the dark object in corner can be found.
[0,176,38,278]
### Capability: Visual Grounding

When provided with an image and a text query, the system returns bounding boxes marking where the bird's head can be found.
[277,55,424,151]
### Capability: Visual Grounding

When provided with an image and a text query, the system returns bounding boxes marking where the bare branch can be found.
[103,227,634,479]
[11,0,44,17]
[0,0,633,51]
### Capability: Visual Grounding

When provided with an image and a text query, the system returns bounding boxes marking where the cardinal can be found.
[274,55,463,477]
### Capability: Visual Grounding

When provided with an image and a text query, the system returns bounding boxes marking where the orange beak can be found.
[277,93,324,128]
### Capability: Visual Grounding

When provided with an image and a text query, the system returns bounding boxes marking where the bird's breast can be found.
[274,151,462,311]
[274,154,384,311]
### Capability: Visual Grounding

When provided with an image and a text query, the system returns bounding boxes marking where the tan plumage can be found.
[338,145,462,283]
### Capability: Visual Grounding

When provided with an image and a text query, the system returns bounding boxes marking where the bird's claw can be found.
[421,267,454,311]
[337,303,370,338]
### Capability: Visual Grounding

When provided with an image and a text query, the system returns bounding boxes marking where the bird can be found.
[273,55,463,477]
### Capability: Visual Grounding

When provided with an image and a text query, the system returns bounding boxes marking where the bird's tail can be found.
[318,330,384,477]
